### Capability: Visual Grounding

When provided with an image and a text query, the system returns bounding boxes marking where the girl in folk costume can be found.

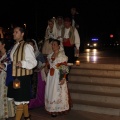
[45,39,71,117]
[27,39,46,109]
[42,18,58,55]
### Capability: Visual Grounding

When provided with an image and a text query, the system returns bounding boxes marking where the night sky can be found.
[1,0,120,39]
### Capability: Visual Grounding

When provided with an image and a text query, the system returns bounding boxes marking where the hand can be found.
[16,61,22,68]
[76,49,79,54]
[44,66,48,75]
[57,36,61,39]
[75,48,79,57]
[59,78,65,85]
[0,63,5,69]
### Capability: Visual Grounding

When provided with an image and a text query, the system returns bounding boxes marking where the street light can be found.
[110,34,113,38]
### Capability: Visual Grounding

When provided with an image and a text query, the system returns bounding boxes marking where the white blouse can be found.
[64,27,80,50]
[10,42,37,69]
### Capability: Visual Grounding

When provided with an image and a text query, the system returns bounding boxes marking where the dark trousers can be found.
[64,46,75,63]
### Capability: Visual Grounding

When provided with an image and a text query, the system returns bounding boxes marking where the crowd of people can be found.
[0,7,81,120]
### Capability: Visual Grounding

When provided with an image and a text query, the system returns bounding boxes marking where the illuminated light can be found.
[91,38,98,41]
[110,34,113,38]
[93,56,97,62]
[86,56,90,62]
[92,49,97,52]
[93,43,97,47]
[92,49,97,55]
[87,43,90,46]
[86,49,90,52]
[13,79,21,89]
[75,60,80,66]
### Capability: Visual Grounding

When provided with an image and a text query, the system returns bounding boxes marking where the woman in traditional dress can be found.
[27,39,46,109]
[45,39,71,117]
[0,38,15,119]
[42,18,57,55]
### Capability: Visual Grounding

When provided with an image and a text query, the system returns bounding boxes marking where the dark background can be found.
[0,0,120,42]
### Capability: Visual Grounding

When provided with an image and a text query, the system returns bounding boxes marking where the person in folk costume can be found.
[0,38,10,120]
[70,7,80,30]
[61,17,80,82]
[0,28,15,119]
[45,39,72,117]
[8,26,37,120]
[42,18,57,56]
[27,39,46,109]
[56,16,64,52]
[70,7,85,52]
[61,17,80,65]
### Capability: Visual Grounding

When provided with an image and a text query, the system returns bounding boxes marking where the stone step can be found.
[70,89,120,97]
[70,68,120,77]
[72,103,120,116]
[71,92,120,105]
[68,75,120,87]
[72,63,120,70]
[68,84,120,96]
[69,63,120,116]
[72,99,120,109]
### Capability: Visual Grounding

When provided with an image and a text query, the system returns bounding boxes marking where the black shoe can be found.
[51,114,57,117]
[24,115,31,120]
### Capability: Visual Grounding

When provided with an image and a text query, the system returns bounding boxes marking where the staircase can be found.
[68,63,120,116]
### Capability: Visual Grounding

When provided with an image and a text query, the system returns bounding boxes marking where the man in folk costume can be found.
[61,17,80,65]
[56,16,64,52]
[9,26,37,120]
[70,7,84,53]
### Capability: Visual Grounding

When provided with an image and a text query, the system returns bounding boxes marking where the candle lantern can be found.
[13,78,21,89]
[76,60,80,66]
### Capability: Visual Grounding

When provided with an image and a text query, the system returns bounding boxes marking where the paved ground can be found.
[79,48,120,64]
[8,106,120,120]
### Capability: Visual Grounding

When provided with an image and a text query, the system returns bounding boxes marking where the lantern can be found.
[75,60,80,66]
[13,78,21,89]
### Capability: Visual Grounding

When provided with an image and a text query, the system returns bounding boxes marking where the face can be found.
[57,18,63,25]
[64,21,71,28]
[48,21,54,29]
[52,41,60,52]
[13,27,24,42]
[71,8,76,15]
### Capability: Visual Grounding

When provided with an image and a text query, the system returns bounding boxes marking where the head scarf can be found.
[31,39,40,57]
